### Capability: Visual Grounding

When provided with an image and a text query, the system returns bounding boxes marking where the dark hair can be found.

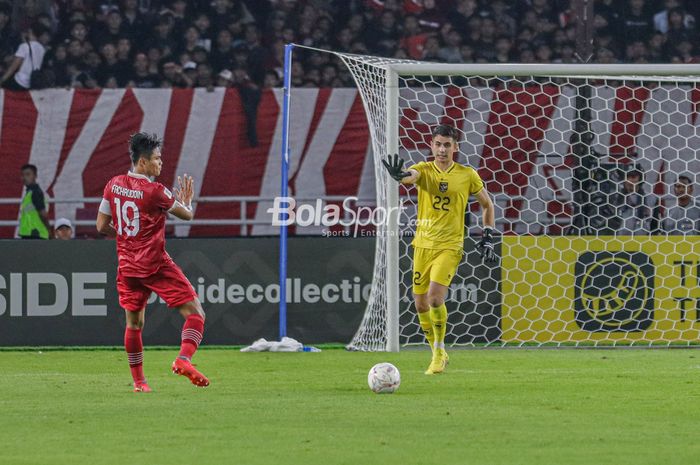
[29,22,46,38]
[432,124,459,142]
[678,174,693,184]
[21,164,37,175]
[129,133,162,165]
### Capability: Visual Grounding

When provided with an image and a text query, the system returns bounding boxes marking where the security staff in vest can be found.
[19,164,50,239]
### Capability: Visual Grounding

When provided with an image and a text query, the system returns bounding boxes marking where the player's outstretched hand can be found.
[176,173,194,207]
[477,228,498,264]
[381,154,410,182]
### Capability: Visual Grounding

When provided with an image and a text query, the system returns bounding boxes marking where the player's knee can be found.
[414,293,429,313]
[427,294,444,308]
[415,301,430,313]
[180,300,205,319]
[126,319,144,330]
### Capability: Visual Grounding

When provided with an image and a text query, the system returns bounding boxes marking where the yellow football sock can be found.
[417,311,435,351]
[430,303,447,350]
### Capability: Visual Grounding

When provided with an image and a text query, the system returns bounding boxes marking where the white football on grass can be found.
[368,362,400,394]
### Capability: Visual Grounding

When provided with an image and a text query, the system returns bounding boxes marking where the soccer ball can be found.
[367,362,400,394]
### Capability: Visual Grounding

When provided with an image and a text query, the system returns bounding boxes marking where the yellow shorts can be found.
[412,246,463,295]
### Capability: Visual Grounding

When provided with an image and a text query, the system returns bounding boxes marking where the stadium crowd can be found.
[1,0,699,91]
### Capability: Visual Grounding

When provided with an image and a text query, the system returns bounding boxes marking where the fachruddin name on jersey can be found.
[111,185,144,199]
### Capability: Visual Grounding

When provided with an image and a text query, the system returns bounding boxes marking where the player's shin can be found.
[417,311,435,353]
[125,327,145,383]
[429,304,447,351]
[179,314,204,361]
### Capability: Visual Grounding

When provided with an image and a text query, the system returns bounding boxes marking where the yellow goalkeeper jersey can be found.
[411,161,484,251]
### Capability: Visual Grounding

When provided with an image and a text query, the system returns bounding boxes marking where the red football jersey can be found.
[101,171,176,277]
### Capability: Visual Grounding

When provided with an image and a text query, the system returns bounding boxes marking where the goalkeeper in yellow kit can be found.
[382,124,497,374]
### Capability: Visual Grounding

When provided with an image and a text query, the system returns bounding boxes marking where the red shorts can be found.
[117,260,198,311]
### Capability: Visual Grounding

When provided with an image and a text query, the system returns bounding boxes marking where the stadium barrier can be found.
[2,236,696,347]
[0,238,374,346]
[502,236,700,345]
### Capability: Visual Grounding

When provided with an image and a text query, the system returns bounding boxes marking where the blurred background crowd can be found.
[0,0,698,90]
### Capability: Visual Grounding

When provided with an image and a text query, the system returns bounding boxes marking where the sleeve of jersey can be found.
[469,168,485,195]
[99,183,112,216]
[154,184,176,211]
[29,186,46,212]
[412,162,427,189]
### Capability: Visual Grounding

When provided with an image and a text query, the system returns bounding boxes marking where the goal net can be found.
[290,48,700,350]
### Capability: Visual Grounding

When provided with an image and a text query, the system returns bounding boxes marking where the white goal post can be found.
[284,45,700,351]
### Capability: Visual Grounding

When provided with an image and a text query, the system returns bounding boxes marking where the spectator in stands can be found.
[422,35,441,61]
[663,173,700,235]
[654,0,695,34]
[147,14,176,57]
[670,39,697,62]
[665,7,696,45]
[161,58,193,88]
[217,69,234,87]
[648,32,668,61]
[417,0,446,31]
[437,28,462,63]
[18,164,50,240]
[210,29,235,72]
[609,168,653,235]
[475,17,498,61]
[129,52,160,88]
[399,15,429,60]
[620,0,654,42]
[263,69,280,88]
[0,23,46,90]
[320,63,341,87]
[1,0,698,90]
[122,0,147,42]
[54,218,74,240]
[366,10,400,55]
[597,0,624,32]
[0,3,19,60]
[448,0,478,32]
[193,13,213,50]
[196,62,214,89]
[626,40,650,62]
[44,43,70,87]
[182,60,198,83]
[489,0,516,37]
[93,10,124,48]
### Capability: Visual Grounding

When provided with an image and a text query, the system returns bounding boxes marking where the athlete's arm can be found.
[381,154,420,185]
[475,188,497,263]
[400,168,420,185]
[476,188,495,229]
[169,174,194,221]
[0,56,22,85]
[96,212,117,237]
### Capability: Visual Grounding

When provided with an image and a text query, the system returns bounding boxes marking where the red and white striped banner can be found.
[0,88,371,237]
[1,86,697,238]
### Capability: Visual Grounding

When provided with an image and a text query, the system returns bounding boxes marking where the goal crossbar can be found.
[387,63,700,77]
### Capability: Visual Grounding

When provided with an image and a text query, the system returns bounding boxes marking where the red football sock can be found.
[124,328,145,383]
[179,314,204,360]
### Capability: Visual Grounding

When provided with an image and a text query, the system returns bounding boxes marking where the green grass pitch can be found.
[1,348,699,465]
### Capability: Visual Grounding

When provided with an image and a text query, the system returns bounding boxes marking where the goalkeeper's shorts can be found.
[412,246,462,294]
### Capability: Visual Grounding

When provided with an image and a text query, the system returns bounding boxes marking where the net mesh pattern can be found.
[330,54,700,349]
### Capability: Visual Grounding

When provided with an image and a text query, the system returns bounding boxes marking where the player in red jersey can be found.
[96,132,209,392]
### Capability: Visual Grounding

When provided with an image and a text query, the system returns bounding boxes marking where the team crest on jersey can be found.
[439,181,448,193]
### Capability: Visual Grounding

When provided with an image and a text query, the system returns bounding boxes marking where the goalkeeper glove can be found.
[477,228,497,263]
[381,154,410,182]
